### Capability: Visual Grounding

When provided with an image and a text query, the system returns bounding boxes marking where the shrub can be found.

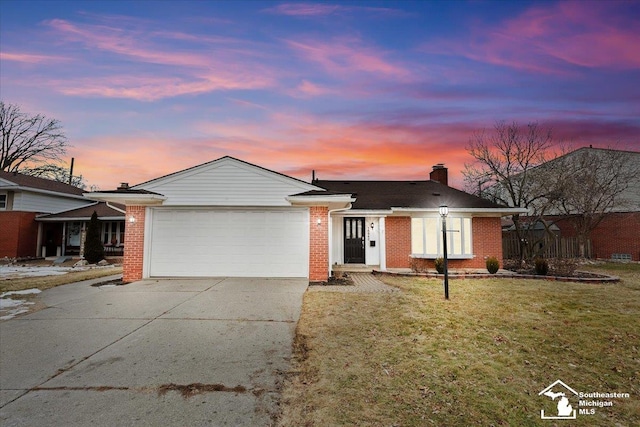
[434,257,445,274]
[84,211,104,264]
[409,257,428,273]
[486,257,500,274]
[534,257,549,275]
[549,258,578,276]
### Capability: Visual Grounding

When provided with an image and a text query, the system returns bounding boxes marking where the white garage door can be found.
[148,208,309,277]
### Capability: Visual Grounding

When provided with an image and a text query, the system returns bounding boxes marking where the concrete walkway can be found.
[308,273,399,293]
[0,277,308,426]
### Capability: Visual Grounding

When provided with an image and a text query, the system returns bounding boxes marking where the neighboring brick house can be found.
[503,148,640,261]
[552,148,640,261]
[36,202,127,257]
[0,171,87,258]
[0,171,125,258]
[87,156,522,282]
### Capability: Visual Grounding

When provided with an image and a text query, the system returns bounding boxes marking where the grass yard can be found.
[0,266,123,293]
[278,263,640,426]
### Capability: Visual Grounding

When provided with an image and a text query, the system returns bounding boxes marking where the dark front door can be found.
[344,217,365,264]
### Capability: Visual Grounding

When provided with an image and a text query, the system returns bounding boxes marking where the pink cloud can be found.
[0,51,70,64]
[285,37,412,80]
[265,3,342,16]
[35,18,278,100]
[264,3,406,17]
[46,19,212,67]
[51,73,273,102]
[84,111,466,189]
[288,80,336,98]
[192,112,476,186]
[424,1,640,73]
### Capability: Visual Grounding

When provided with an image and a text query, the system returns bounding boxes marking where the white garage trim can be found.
[144,207,309,278]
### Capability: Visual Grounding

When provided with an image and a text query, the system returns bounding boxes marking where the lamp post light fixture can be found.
[439,205,450,300]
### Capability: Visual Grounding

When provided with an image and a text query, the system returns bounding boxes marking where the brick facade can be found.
[385,216,412,268]
[385,215,504,270]
[309,206,329,281]
[123,206,145,282]
[551,212,640,261]
[0,211,39,258]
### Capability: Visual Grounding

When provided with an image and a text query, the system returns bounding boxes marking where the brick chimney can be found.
[429,164,448,186]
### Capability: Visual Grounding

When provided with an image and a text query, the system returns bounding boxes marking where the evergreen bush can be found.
[534,257,549,275]
[486,257,500,274]
[434,257,445,274]
[84,211,104,264]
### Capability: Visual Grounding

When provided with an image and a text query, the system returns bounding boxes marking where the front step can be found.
[332,264,380,274]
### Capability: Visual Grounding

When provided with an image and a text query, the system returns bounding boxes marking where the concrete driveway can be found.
[0,277,308,426]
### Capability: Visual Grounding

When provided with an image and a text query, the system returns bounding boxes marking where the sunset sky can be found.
[1,0,639,190]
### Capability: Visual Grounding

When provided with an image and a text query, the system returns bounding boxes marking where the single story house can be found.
[0,171,125,258]
[87,156,522,282]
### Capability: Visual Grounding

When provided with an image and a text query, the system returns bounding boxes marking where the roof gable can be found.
[132,156,322,206]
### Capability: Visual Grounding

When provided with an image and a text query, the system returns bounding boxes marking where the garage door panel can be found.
[148,208,309,277]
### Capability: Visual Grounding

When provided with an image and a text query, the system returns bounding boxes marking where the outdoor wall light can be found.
[370,222,374,229]
[439,204,450,300]
[129,215,136,223]
[316,218,322,225]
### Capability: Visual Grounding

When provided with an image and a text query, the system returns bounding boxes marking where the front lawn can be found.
[278,264,640,426]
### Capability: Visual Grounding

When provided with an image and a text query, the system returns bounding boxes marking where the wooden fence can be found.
[502,233,592,259]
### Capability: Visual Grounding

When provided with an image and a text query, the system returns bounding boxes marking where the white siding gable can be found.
[12,191,89,213]
[134,157,320,206]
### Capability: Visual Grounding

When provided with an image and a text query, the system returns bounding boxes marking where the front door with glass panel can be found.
[344,217,365,263]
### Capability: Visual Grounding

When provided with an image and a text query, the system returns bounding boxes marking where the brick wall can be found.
[386,215,503,270]
[551,212,640,260]
[590,212,640,260]
[309,206,329,281]
[123,206,145,282]
[385,216,412,268]
[0,211,38,258]
[468,217,503,267]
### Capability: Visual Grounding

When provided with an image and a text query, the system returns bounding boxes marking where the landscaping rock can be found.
[74,260,88,267]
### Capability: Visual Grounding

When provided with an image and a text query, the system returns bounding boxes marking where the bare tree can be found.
[463,121,557,261]
[1,102,68,172]
[551,147,640,257]
[20,163,86,189]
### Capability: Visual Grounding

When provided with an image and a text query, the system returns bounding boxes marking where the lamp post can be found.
[439,205,449,300]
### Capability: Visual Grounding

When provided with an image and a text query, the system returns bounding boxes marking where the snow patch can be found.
[0,288,41,320]
[0,308,31,320]
[1,288,42,298]
[0,266,74,278]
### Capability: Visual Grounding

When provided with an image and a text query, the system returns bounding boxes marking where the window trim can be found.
[0,193,6,210]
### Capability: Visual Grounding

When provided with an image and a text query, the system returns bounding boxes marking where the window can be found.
[0,194,6,210]
[102,221,125,245]
[411,216,473,258]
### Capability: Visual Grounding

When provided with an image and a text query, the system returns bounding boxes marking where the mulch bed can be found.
[309,274,355,286]
[91,279,128,287]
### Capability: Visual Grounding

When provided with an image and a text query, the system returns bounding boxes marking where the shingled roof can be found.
[313,180,508,210]
[0,171,86,197]
[37,202,125,221]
